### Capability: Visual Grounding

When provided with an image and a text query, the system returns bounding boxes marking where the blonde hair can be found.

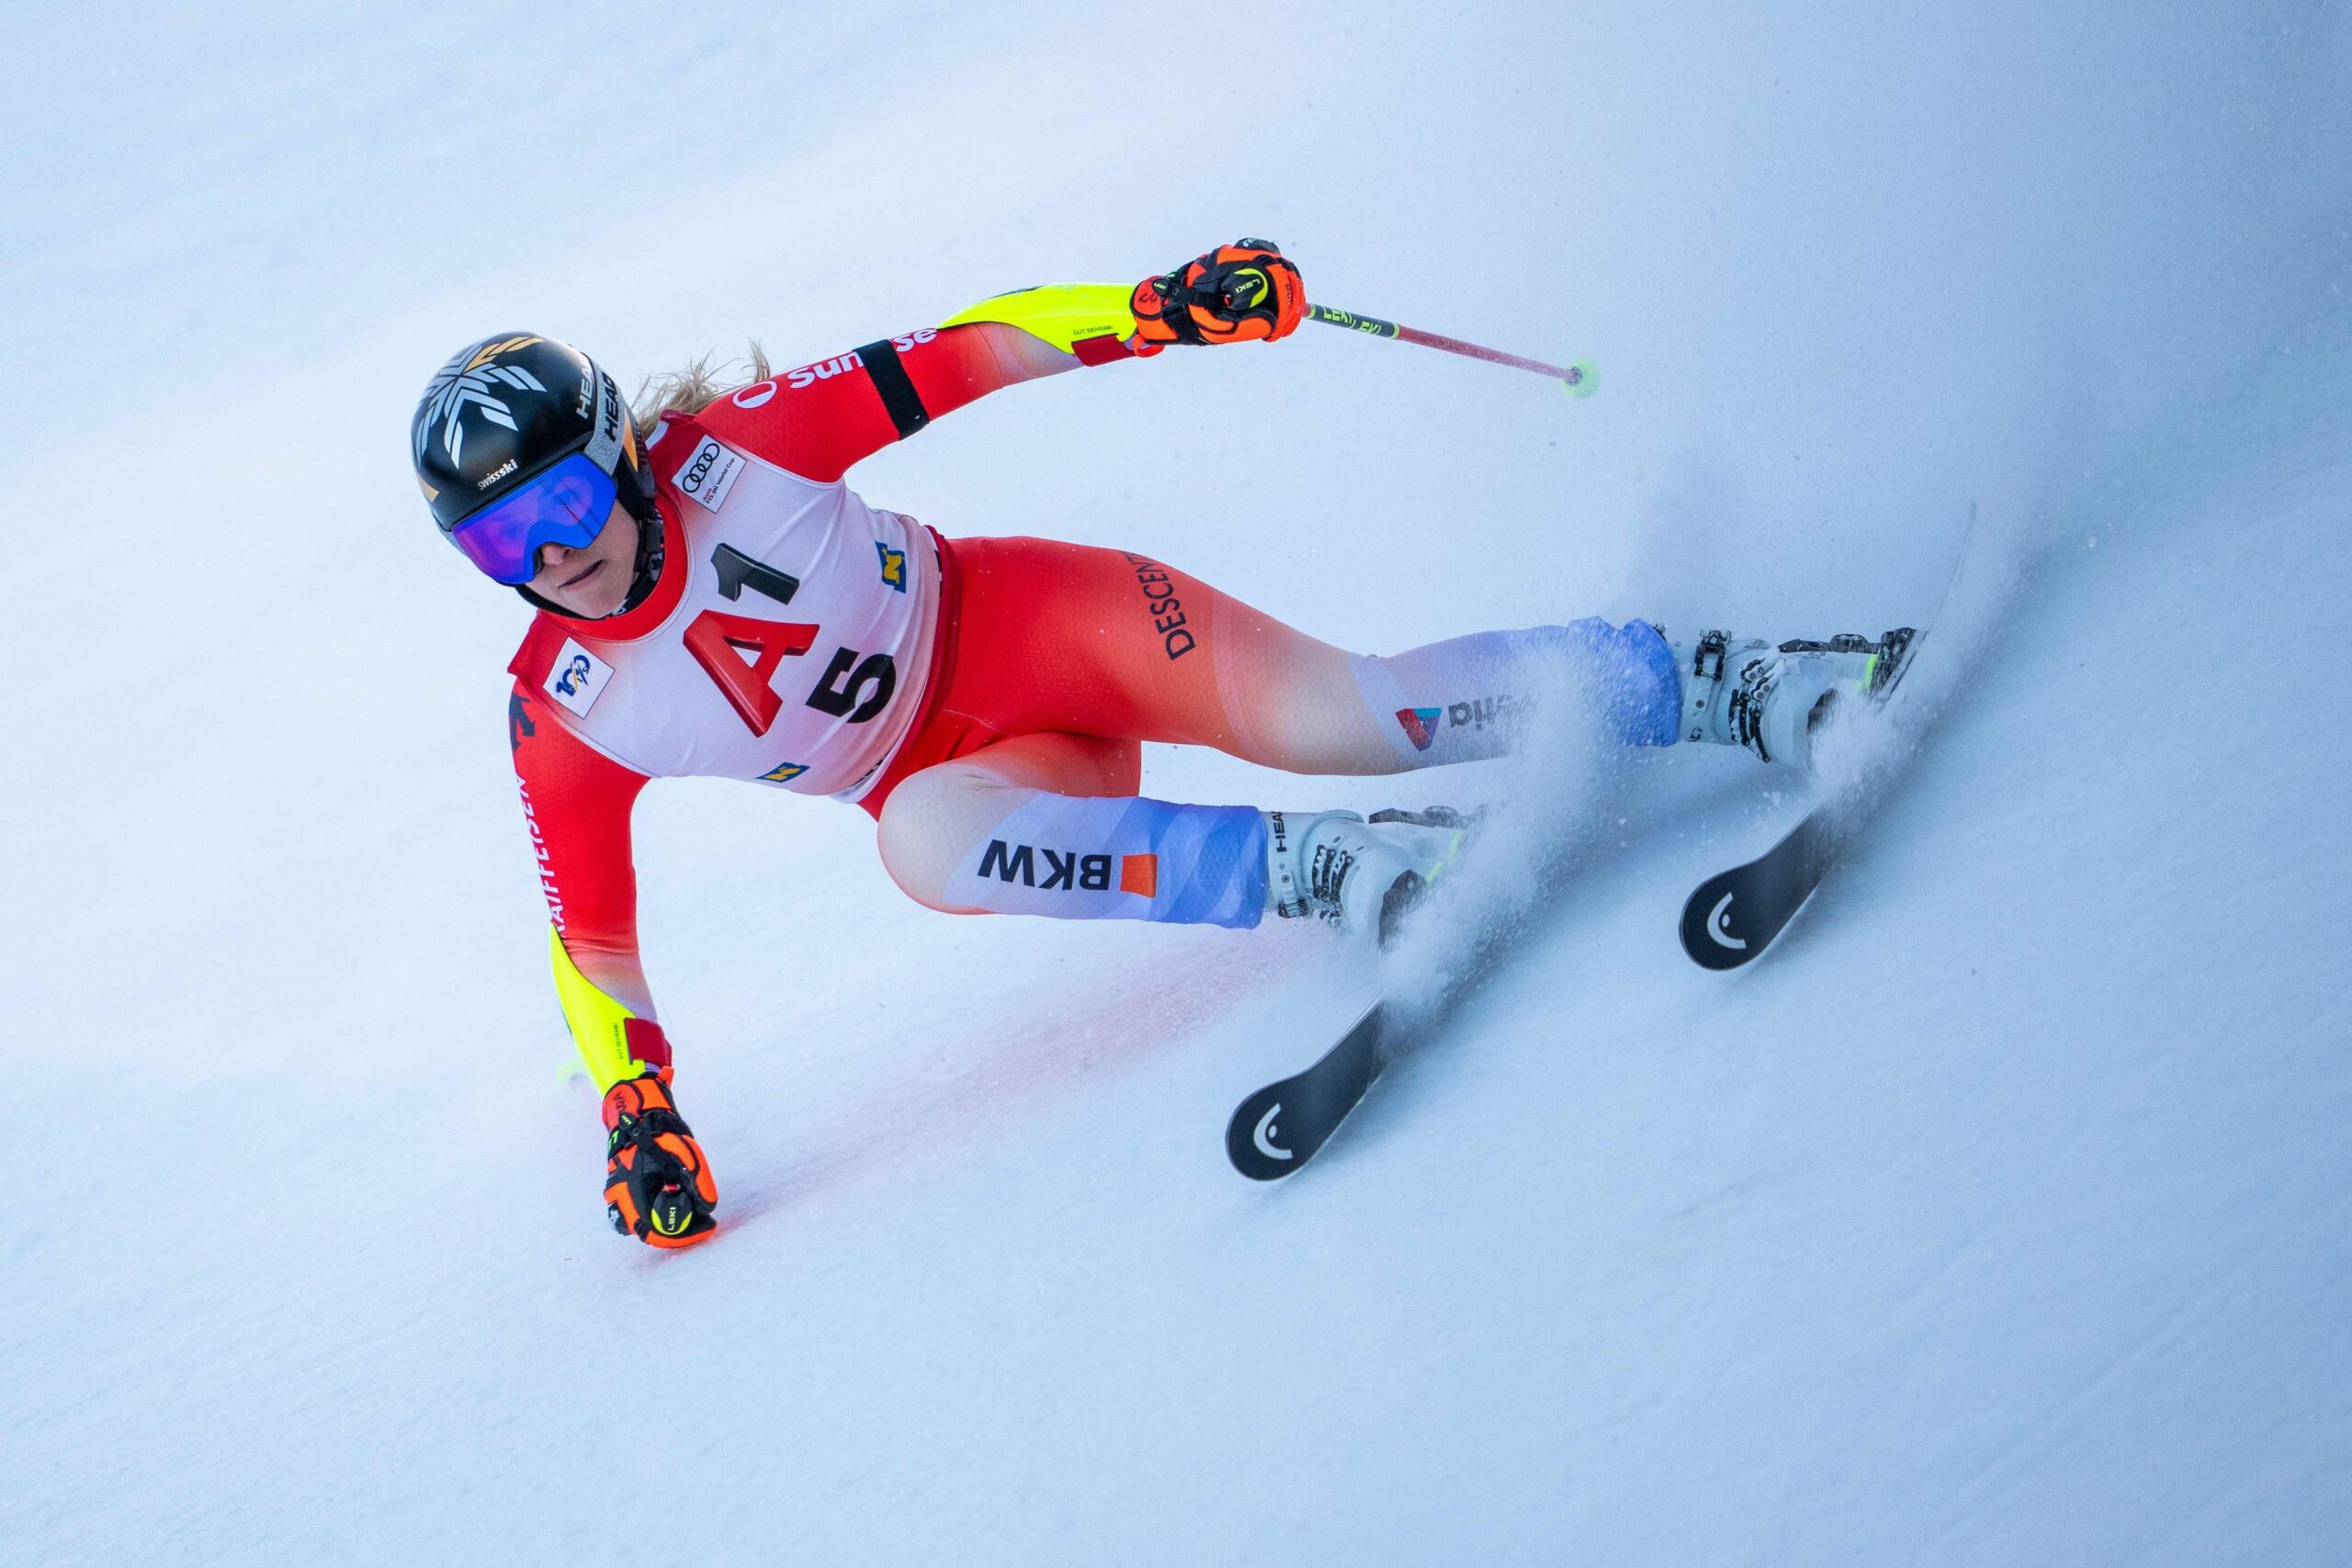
[631,343,774,446]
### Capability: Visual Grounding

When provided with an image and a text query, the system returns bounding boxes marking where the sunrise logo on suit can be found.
[875,542,908,592]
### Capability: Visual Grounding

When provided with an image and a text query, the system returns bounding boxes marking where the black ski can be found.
[1679,509,1982,970]
[1677,630,1932,970]
[1679,807,1839,968]
[1227,1001,1388,1179]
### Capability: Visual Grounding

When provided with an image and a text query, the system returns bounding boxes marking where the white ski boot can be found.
[1668,628,1916,767]
[1265,807,1476,945]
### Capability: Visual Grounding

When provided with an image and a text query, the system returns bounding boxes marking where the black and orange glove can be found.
[1129,239,1306,352]
[602,1068,718,1249]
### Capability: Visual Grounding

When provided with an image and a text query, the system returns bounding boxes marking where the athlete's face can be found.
[526,502,639,618]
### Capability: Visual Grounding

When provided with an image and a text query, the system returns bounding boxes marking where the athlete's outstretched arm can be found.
[695,314,1102,482]
[695,241,1306,482]
[507,685,665,1090]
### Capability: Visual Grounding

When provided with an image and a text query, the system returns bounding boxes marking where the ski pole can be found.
[1305,303,1598,396]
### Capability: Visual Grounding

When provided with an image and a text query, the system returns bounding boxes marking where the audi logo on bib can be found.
[675,435,745,512]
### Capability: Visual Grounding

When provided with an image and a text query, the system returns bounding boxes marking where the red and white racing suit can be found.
[506,310,1680,1088]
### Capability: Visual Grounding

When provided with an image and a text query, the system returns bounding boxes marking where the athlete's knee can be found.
[876,762,1012,914]
[875,784,955,912]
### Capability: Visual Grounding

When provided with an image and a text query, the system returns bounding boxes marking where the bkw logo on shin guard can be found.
[978,840,1157,897]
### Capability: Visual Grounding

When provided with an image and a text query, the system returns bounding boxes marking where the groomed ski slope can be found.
[4,4,2348,1562]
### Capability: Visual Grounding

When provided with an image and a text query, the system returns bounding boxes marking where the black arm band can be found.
[856,339,932,440]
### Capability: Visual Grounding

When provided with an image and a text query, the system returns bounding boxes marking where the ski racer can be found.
[410,240,1907,1248]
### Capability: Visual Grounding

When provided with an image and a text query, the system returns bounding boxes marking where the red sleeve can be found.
[696,320,1093,482]
[509,683,656,1016]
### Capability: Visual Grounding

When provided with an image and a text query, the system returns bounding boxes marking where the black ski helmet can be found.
[411,333,656,550]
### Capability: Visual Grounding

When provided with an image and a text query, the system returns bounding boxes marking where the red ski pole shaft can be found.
[1306,303,1597,395]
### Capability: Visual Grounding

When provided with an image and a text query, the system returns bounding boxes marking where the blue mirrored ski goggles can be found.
[445,452,617,585]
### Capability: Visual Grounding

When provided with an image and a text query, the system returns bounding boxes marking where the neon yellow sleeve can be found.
[548,926,662,1091]
[938,283,1136,355]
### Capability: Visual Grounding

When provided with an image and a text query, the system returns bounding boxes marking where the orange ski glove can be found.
[602,1067,718,1249]
[1129,239,1306,352]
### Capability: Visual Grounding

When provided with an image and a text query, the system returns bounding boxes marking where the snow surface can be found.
[5,3,2349,1561]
